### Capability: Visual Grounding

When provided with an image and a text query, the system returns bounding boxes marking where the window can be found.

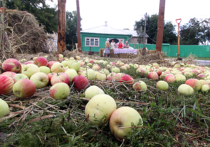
[85,37,100,47]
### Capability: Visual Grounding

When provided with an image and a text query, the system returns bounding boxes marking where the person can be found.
[110,39,116,49]
[124,41,129,48]
[104,38,110,57]
[118,40,123,49]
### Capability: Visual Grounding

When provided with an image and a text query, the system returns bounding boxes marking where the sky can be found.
[47,0,209,31]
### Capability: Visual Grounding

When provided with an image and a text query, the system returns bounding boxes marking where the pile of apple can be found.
[84,85,143,141]
[0,54,210,140]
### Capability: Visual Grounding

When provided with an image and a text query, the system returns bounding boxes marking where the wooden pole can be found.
[76,0,82,52]
[156,0,165,52]
[57,0,66,53]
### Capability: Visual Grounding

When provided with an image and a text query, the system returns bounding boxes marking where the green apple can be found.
[111,67,120,73]
[201,84,209,93]
[175,74,186,82]
[156,80,169,91]
[65,69,78,82]
[133,81,147,91]
[49,83,70,100]
[0,99,9,117]
[70,62,80,71]
[30,72,49,89]
[51,62,64,73]
[178,84,194,96]
[22,64,40,78]
[13,73,29,83]
[85,85,104,99]
[101,69,110,75]
[109,106,143,141]
[95,71,106,81]
[61,60,69,67]
[39,66,51,75]
[81,69,96,80]
[85,94,116,125]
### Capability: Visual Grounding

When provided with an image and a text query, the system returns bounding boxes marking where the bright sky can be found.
[48,0,209,31]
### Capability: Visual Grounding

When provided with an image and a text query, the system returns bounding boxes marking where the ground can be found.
[0,52,210,147]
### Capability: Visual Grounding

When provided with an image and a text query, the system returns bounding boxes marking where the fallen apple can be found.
[178,84,194,96]
[49,83,70,100]
[85,94,116,125]
[156,80,169,91]
[0,75,14,95]
[0,99,9,117]
[72,75,89,91]
[85,85,104,99]
[2,58,22,73]
[30,72,49,89]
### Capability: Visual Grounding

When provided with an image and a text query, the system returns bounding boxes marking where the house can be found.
[80,23,149,52]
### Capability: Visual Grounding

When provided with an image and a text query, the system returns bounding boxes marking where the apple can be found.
[155,69,162,76]
[109,106,143,141]
[85,94,116,125]
[69,57,74,60]
[51,72,70,85]
[133,81,147,91]
[197,74,206,80]
[51,62,64,73]
[23,61,34,65]
[22,64,40,78]
[81,69,96,80]
[0,99,9,117]
[101,69,110,75]
[164,74,175,83]
[60,60,68,67]
[74,56,80,60]
[201,84,209,93]
[184,72,194,78]
[185,79,201,91]
[58,54,64,58]
[94,71,106,81]
[111,67,120,73]
[152,63,159,67]
[65,69,78,82]
[47,61,59,69]
[148,72,158,80]
[34,57,48,67]
[30,72,49,89]
[178,84,194,96]
[39,66,51,74]
[120,74,134,85]
[85,85,104,99]
[0,75,14,95]
[70,62,80,71]
[92,64,101,71]
[2,71,16,78]
[72,75,89,91]
[49,83,70,100]
[13,73,29,83]
[175,74,186,82]
[2,58,22,73]
[156,80,169,91]
[107,73,120,81]
[13,79,36,98]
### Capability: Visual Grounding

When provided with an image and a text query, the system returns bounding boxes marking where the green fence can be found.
[130,44,210,58]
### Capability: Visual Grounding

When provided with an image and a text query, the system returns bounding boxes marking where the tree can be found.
[134,14,177,44]
[66,11,82,50]
[180,18,210,45]
[6,0,57,33]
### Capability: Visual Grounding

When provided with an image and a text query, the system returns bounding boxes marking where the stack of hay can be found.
[1,9,49,60]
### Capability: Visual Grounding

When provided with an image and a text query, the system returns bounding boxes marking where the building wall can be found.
[130,37,148,44]
[80,32,131,52]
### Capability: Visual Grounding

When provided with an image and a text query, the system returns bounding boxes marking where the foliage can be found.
[180,18,210,45]
[134,14,177,45]
[6,0,58,33]
[66,11,81,51]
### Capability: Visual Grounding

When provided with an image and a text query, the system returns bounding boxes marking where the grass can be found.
[0,65,210,147]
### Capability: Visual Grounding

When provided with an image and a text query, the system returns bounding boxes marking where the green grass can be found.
[0,66,210,147]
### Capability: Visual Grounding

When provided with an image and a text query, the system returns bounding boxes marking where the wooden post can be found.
[76,0,82,52]
[156,0,165,52]
[57,0,66,53]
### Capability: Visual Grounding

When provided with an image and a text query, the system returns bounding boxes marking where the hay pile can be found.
[0,9,49,60]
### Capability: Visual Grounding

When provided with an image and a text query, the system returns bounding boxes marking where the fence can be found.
[130,44,210,58]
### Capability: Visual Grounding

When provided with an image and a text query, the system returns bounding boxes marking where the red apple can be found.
[47,73,56,82]
[185,78,201,91]
[51,72,70,85]
[72,75,89,91]
[13,79,36,98]
[119,74,134,85]
[34,57,48,67]
[2,58,22,73]
[24,61,34,65]
[2,71,16,79]
[164,74,175,83]
[147,72,158,80]
[0,75,14,95]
